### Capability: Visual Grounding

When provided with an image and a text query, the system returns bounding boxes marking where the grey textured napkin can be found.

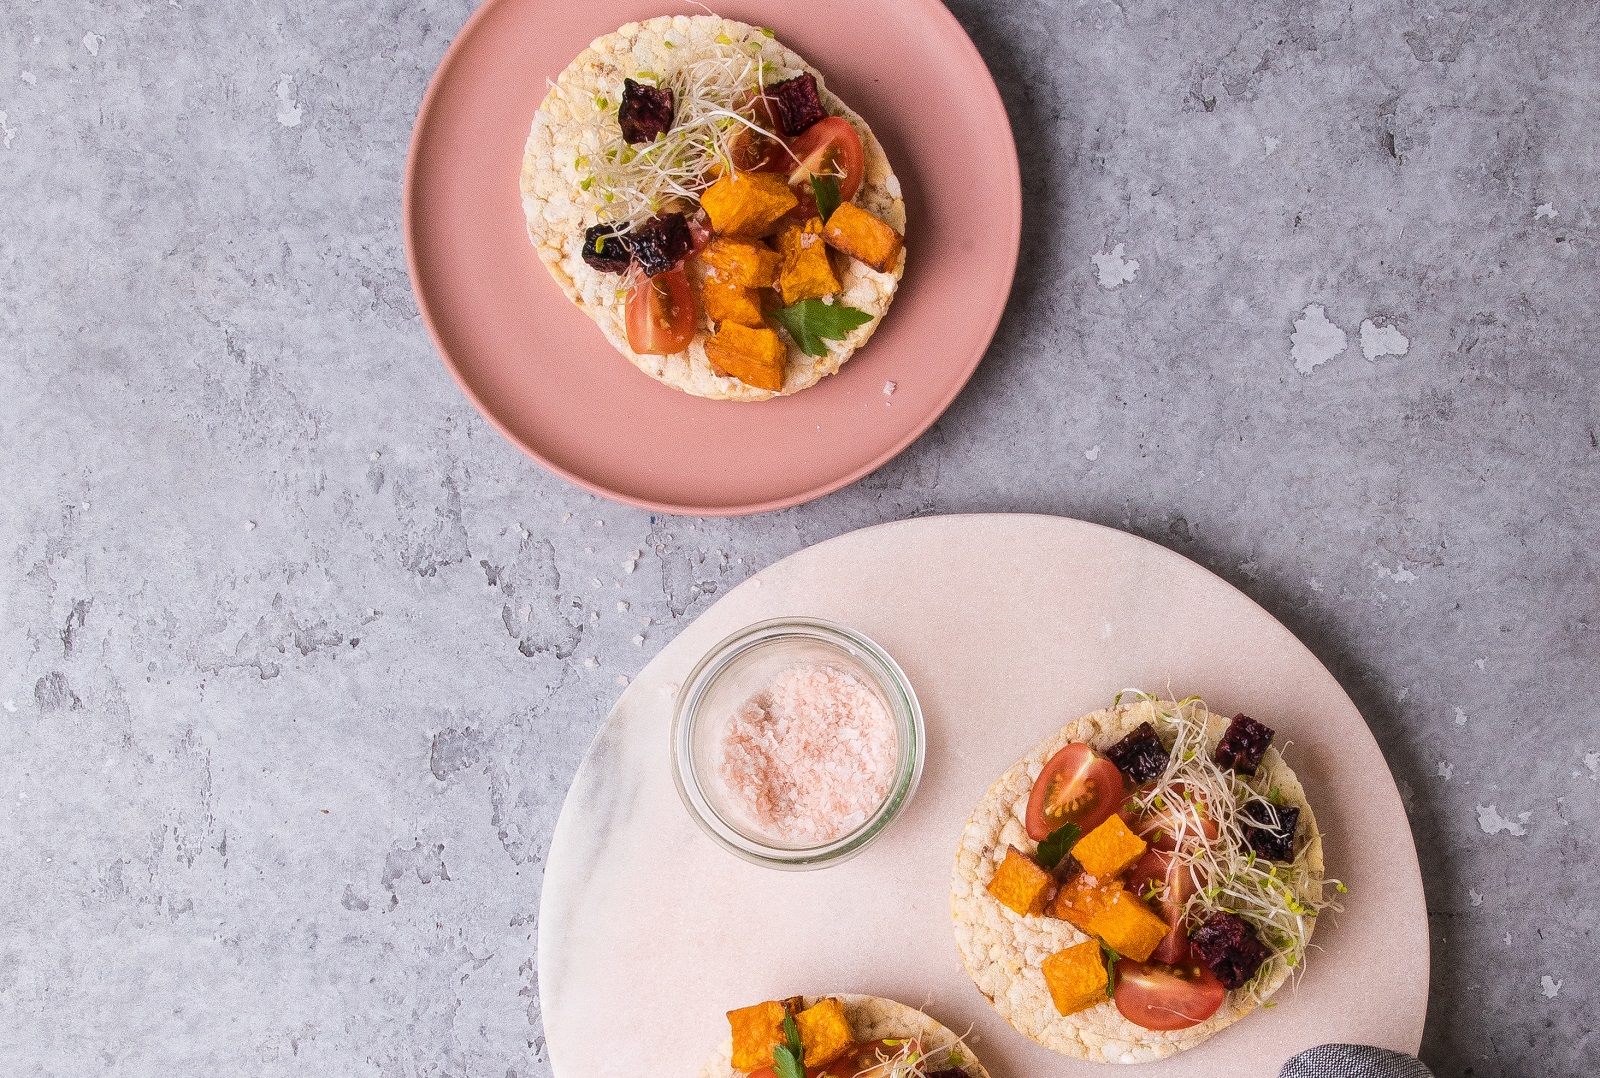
[1280,1044,1435,1078]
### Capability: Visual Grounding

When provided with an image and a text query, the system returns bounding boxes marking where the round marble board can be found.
[538,515,1429,1077]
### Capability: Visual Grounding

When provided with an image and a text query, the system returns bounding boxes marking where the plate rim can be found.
[402,0,1022,518]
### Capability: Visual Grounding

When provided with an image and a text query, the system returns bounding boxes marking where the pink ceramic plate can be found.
[404,0,1020,516]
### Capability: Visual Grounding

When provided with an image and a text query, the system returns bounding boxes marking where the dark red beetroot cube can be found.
[768,73,828,136]
[580,224,633,273]
[618,78,673,144]
[1214,713,1275,775]
[1105,722,1170,783]
[1189,911,1270,989]
[1245,803,1300,862]
[628,212,692,276]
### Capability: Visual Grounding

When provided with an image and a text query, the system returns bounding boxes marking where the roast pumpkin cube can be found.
[777,216,841,304]
[705,322,788,392]
[700,237,781,288]
[1085,889,1171,962]
[1041,940,1109,1016]
[727,997,804,1072]
[701,275,765,327]
[986,846,1055,916]
[821,202,903,273]
[794,997,853,1068]
[1047,873,1124,930]
[1071,813,1148,880]
[701,171,798,237]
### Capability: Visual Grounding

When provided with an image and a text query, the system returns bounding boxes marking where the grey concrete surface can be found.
[1,1,1595,1075]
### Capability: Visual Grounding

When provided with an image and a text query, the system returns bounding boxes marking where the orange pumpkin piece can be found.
[700,237,781,288]
[821,201,903,273]
[1047,872,1124,930]
[701,275,766,328]
[1041,940,1110,1016]
[793,997,853,1068]
[704,322,788,392]
[986,846,1056,916]
[1071,813,1149,879]
[701,171,798,237]
[1085,889,1172,962]
[776,216,841,304]
[727,997,804,1072]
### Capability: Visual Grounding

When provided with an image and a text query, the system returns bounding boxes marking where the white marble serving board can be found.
[538,515,1428,1077]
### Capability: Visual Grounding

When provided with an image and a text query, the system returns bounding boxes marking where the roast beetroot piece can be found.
[1214,713,1275,775]
[1189,911,1270,989]
[580,224,633,273]
[1105,722,1170,784]
[627,212,692,276]
[768,73,828,136]
[1245,803,1300,862]
[617,78,673,144]
[926,1071,971,1078]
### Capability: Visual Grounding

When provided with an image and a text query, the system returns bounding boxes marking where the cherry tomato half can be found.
[1125,848,1197,964]
[785,116,866,203]
[1114,958,1226,1032]
[1025,743,1125,841]
[624,267,697,355]
[729,92,788,173]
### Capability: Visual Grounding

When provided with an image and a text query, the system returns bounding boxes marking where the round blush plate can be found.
[538,515,1429,1076]
[404,0,1020,516]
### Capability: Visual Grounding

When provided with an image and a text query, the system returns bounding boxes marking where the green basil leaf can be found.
[770,299,873,357]
[772,1015,805,1078]
[1099,941,1121,997]
[1035,821,1082,870]
[811,174,841,223]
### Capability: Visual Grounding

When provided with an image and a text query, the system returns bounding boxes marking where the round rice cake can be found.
[950,699,1325,1063]
[697,994,988,1078]
[521,15,905,401]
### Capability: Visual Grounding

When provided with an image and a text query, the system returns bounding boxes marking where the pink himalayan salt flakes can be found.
[715,661,898,845]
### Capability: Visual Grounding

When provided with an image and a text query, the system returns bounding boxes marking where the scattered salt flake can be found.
[560,513,572,523]
[1455,706,1468,725]
[1475,805,1530,836]
[623,558,637,574]
[1534,203,1557,220]
[1376,563,1417,584]
[615,674,629,687]
[1238,558,1261,581]
[1540,976,1562,998]
[1504,932,1512,945]
[1085,444,1101,461]
[82,31,103,55]
[20,72,37,86]
[716,663,896,845]
[584,546,594,555]
[244,521,256,532]
[589,612,599,625]
[1291,304,1347,375]
[632,634,645,646]
[1360,319,1410,361]
[1260,135,1280,157]
[3,699,15,712]
[274,74,303,127]
[0,111,15,149]
[1396,686,1410,702]
[594,519,604,527]
[1469,888,1482,907]
[1437,761,1454,781]
[582,656,599,670]
[1308,577,1324,593]
[1092,243,1140,289]
[590,578,601,588]
[1475,657,1486,670]
[616,601,629,613]
[1583,751,1599,778]
[882,380,896,396]
[1100,621,1113,640]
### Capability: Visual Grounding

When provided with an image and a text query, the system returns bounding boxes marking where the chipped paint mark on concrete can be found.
[1092,243,1139,289]
[1437,761,1454,781]
[1583,751,1598,779]
[1291,304,1347,374]
[275,75,303,127]
[1540,976,1562,998]
[0,111,15,149]
[19,72,37,86]
[1469,888,1482,906]
[82,31,104,55]
[1534,203,1557,220]
[1376,562,1418,584]
[1084,445,1101,461]
[1475,657,1486,670]
[1260,135,1280,157]
[1476,805,1530,836]
[1361,319,1410,360]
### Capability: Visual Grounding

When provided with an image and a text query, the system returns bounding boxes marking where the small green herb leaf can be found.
[770,299,872,357]
[1099,941,1122,997]
[772,1015,805,1078]
[811,174,841,223]
[1034,821,1082,870]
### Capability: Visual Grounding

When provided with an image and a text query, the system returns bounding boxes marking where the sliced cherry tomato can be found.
[729,92,788,173]
[624,267,697,355]
[686,212,713,258]
[1118,783,1218,853]
[1026,743,1125,841]
[1114,958,1226,1031]
[785,116,865,204]
[1125,848,1198,964]
[749,1039,916,1078]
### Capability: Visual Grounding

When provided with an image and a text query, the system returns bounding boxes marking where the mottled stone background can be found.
[1,1,1595,1075]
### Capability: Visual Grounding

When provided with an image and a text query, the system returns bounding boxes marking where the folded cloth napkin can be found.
[1280,1044,1435,1078]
